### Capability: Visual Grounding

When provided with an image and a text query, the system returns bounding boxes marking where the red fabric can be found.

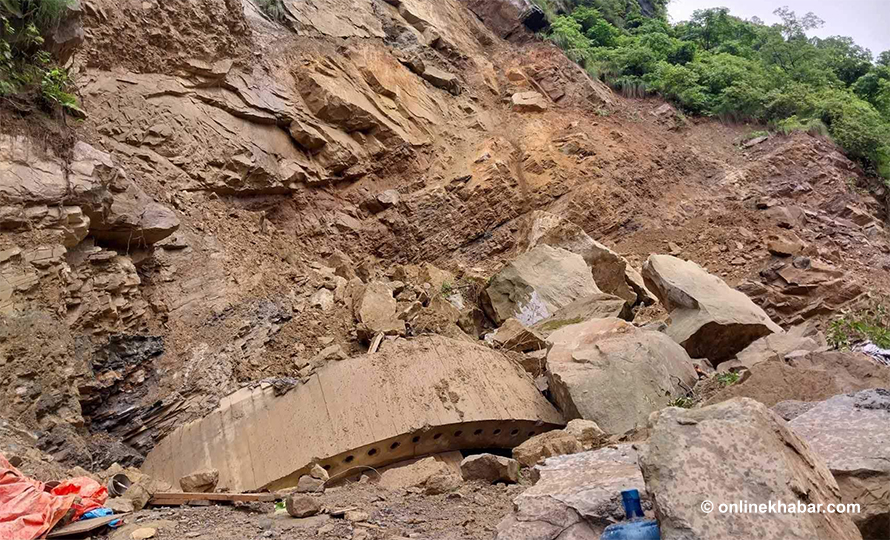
[0,454,74,540]
[50,478,107,521]
[0,454,108,540]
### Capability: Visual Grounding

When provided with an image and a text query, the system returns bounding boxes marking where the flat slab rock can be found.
[789,389,890,538]
[496,445,648,540]
[724,322,824,372]
[531,293,631,338]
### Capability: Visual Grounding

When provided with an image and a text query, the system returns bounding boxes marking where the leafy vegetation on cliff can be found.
[1,0,79,113]
[545,3,890,181]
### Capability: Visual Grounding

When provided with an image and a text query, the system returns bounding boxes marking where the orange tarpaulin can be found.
[0,454,107,540]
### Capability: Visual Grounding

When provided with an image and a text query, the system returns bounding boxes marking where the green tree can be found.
[772,6,824,40]
[815,36,873,86]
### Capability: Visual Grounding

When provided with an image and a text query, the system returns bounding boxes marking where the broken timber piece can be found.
[47,514,129,538]
[368,332,384,354]
[142,336,564,492]
[148,492,278,506]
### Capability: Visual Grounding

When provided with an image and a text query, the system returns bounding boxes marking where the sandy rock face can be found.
[496,445,648,540]
[464,0,544,38]
[546,318,697,435]
[642,254,782,363]
[484,245,601,326]
[0,136,178,247]
[641,398,863,540]
[788,389,890,539]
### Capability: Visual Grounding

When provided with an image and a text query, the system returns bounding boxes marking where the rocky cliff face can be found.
[2,0,889,470]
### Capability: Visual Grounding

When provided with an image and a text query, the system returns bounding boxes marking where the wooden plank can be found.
[149,491,278,505]
[47,514,127,538]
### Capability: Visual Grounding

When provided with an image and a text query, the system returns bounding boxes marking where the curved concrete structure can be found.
[142,336,564,491]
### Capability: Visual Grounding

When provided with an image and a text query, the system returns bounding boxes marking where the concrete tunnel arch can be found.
[141,335,565,492]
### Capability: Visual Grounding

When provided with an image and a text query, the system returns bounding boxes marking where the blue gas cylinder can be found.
[600,489,661,540]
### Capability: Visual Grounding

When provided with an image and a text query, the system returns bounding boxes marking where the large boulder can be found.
[641,398,863,540]
[42,0,84,64]
[286,494,322,518]
[519,211,653,307]
[512,430,581,468]
[483,245,601,326]
[546,318,696,435]
[706,350,890,407]
[788,390,890,539]
[353,280,405,339]
[85,179,180,247]
[496,445,648,540]
[642,254,782,363]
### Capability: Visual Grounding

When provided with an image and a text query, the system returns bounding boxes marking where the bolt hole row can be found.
[340,427,535,465]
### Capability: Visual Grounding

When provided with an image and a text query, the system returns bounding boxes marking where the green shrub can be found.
[773,115,828,136]
[670,396,694,408]
[256,0,286,22]
[1,0,79,113]
[716,372,740,387]
[828,305,890,350]
[744,130,770,140]
[548,15,595,67]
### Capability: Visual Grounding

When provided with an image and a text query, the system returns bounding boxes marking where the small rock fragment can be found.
[286,494,322,518]
[309,463,329,481]
[297,474,326,493]
[344,510,370,522]
[511,91,548,112]
[131,528,157,540]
